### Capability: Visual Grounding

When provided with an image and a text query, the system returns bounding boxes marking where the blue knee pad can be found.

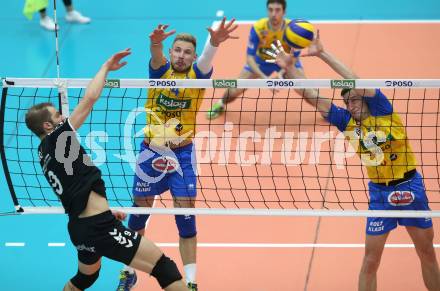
[175,215,197,238]
[128,203,150,231]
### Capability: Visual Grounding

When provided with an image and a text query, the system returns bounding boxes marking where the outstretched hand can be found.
[150,24,176,44]
[263,40,297,70]
[301,29,323,57]
[207,17,239,47]
[104,48,131,71]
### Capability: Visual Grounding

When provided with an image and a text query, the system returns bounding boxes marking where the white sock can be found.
[123,265,135,274]
[184,263,197,284]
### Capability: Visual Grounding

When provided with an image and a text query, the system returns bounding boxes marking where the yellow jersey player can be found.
[207,0,303,119]
[270,35,440,291]
[117,19,238,291]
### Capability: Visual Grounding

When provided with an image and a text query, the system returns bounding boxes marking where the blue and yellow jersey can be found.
[145,61,212,144]
[327,89,417,184]
[247,18,301,67]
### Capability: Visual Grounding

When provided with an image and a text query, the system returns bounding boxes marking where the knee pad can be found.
[175,214,197,238]
[151,254,182,289]
[70,268,100,290]
[128,203,150,231]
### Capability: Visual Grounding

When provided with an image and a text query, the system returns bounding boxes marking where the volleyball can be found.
[283,19,315,49]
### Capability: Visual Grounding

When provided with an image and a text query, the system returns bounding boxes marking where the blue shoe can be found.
[117,270,137,291]
[187,282,198,291]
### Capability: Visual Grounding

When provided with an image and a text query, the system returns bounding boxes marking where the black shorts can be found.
[67,211,142,265]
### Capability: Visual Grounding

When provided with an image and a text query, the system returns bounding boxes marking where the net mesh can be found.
[2,78,440,215]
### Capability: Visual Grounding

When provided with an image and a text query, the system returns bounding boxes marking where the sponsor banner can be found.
[213,79,237,88]
[104,79,120,88]
[266,80,295,87]
[331,79,356,89]
[384,80,415,87]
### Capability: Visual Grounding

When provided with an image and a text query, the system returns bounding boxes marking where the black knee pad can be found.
[151,254,183,289]
[70,268,100,290]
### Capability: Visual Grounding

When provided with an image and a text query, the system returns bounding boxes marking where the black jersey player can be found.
[25,49,187,291]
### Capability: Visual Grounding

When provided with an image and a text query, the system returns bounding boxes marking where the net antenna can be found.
[52,0,70,117]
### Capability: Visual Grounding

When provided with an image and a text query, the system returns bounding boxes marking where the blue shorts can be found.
[366,171,432,235]
[244,52,303,76]
[132,142,197,198]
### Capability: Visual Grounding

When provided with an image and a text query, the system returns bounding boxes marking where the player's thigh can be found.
[406,225,435,251]
[173,196,195,208]
[78,258,102,275]
[128,236,163,274]
[134,195,156,207]
[364,232,390,259]
[169,148,197,203]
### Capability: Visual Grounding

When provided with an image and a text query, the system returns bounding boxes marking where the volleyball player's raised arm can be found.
[69,49,131,130]
[269,43,332,118]
[149,24,176,70]
[302,32,376,98]
[196,17,238,75]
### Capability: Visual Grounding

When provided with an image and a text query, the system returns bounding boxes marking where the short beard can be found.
[171,62,191,73]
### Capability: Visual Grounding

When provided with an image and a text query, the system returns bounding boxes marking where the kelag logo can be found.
[104,79,120,88]
[149,80,177,87]
[266,80,295,87]
[385,80,414,87]
[213,79,237,88]
[331,79,356,89]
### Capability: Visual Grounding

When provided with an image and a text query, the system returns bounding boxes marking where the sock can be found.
[184,263,196,284]
[123,265,135,274]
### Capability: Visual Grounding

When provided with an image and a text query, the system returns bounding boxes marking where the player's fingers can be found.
[262,48,277,58]
[225,18,236,29]
[219,17,226,29]
[162,24,170,30]
[228,35,240,39]
[164,30,176,37]
[276,40,285,52]
[316,29,320,39]
[227,24,239,33]
[271,43,280,54]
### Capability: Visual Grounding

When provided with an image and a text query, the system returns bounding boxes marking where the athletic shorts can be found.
[366,171,433,235]
[132,142,197,198]
[67,210,142,265]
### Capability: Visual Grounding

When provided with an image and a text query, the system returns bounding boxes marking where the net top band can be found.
[3,78,440,89]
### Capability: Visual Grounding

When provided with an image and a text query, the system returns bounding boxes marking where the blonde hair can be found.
[173,33,197,49]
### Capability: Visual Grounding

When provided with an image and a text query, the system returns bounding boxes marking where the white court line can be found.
[157,243,440,248]
[48,243,66,247]
[5,242,25,247]
[3,242,440,248]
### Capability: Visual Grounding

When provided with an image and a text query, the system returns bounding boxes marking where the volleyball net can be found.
[1,78,440,217]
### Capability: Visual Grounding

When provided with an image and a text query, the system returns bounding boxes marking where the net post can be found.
[0,87,23,213]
